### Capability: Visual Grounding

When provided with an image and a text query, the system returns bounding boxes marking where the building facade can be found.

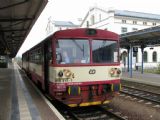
[46,17,79,36]
[80,7,160,69]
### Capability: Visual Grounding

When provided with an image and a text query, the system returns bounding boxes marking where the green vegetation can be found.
[143,63,160,74]
[135,63,160,74]
[157,63,160,74]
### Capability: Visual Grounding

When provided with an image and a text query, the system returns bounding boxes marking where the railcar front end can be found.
[49,29,121,107]
[49,66,121,107]
[22,28,121,107]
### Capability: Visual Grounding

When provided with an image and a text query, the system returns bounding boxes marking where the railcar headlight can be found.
[110,70,115,75]
[58,70,63,77]
[109,68,121,77]
[117,69,121,74]
[64,70,72,78]
[109,68,115,76]
[58,69,74,79]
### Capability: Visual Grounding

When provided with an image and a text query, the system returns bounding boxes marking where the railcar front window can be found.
[56,39,90,64]
[92,40,118,63]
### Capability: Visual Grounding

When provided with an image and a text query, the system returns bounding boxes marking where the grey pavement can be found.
[121,71,160,87]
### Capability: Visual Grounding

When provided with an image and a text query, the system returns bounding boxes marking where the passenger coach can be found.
[22,28,121,107]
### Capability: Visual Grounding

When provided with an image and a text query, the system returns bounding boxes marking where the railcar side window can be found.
[29,48,42,64]
[48,41,53,64]
[56,39,90,64]
[92,40,118,63]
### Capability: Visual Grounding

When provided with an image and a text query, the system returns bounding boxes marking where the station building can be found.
[80,7,160,69]
[46,17,79,36]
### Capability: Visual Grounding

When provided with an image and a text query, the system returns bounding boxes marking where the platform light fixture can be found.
[11,32,15,37]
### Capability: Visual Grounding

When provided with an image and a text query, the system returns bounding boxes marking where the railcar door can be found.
[44,39,52,93]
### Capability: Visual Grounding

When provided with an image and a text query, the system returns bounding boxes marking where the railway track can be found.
[43,86,127,120]
[54,103,127,120]
[47,95,127,120]
[121,85,160,104]
[121,80,160,93]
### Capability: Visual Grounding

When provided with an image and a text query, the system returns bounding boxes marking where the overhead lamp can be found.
[11,32,15,37]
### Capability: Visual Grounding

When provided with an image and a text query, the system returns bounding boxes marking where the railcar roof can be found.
[23,28,119,54]
[53,28,119,40]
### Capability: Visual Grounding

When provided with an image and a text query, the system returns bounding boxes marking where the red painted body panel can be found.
[53,28,119,40]
[49,79,120,105]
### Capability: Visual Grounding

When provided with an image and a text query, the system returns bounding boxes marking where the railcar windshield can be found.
[56,39,90,64]
[56,39,119,64]
[92,40,118,63]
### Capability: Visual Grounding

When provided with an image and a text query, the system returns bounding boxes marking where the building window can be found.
[152,22,156,26]
[132,28,138,31]
[152,51,157,62]
[143,22,147,25]
[122,20,126,23]
[86,21,89,27]
[91,15,95,25]
[133,21,137,24]
[143,51,148,62]
[121,27,127,33]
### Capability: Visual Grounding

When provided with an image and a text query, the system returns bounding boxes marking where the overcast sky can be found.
[16,0,160,57]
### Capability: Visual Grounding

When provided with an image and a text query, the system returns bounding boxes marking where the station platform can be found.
[121,71,160,87]
[0,62,65,120]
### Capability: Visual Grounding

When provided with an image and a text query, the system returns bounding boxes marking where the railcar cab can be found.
[55,29,119,65]
[50,28,121,107]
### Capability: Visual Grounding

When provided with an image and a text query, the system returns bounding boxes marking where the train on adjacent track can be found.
[0,55,8,68]
[22,28,121,107]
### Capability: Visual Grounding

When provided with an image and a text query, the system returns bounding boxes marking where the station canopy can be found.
[0,0,47,58]
[120,25,160,48]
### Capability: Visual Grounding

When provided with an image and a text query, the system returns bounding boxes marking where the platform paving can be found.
[121,71,160,87]
[0,64,12,120]
[0,62,64,120]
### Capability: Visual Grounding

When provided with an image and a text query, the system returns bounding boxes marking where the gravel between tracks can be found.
[108,95,160,120]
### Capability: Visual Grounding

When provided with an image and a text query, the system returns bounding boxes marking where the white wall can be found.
[81,8,160,69]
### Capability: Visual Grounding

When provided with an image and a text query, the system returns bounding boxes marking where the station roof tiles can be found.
[115,10,160,20]
[54,21,78,27]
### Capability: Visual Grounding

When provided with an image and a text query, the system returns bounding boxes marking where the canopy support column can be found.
[127,46,130,72]
[141,45,145,74]
[129,44,133,78]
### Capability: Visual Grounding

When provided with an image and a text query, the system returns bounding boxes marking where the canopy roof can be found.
[120,26,160,48]
[0,0,47,57]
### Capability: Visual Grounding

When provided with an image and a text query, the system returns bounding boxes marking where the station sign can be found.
[133,47,138,52]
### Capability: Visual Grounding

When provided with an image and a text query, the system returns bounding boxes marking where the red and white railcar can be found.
[22,28,121,107]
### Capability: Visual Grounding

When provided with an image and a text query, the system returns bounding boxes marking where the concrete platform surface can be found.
[0,62,65,120]
[121,71,160,86]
